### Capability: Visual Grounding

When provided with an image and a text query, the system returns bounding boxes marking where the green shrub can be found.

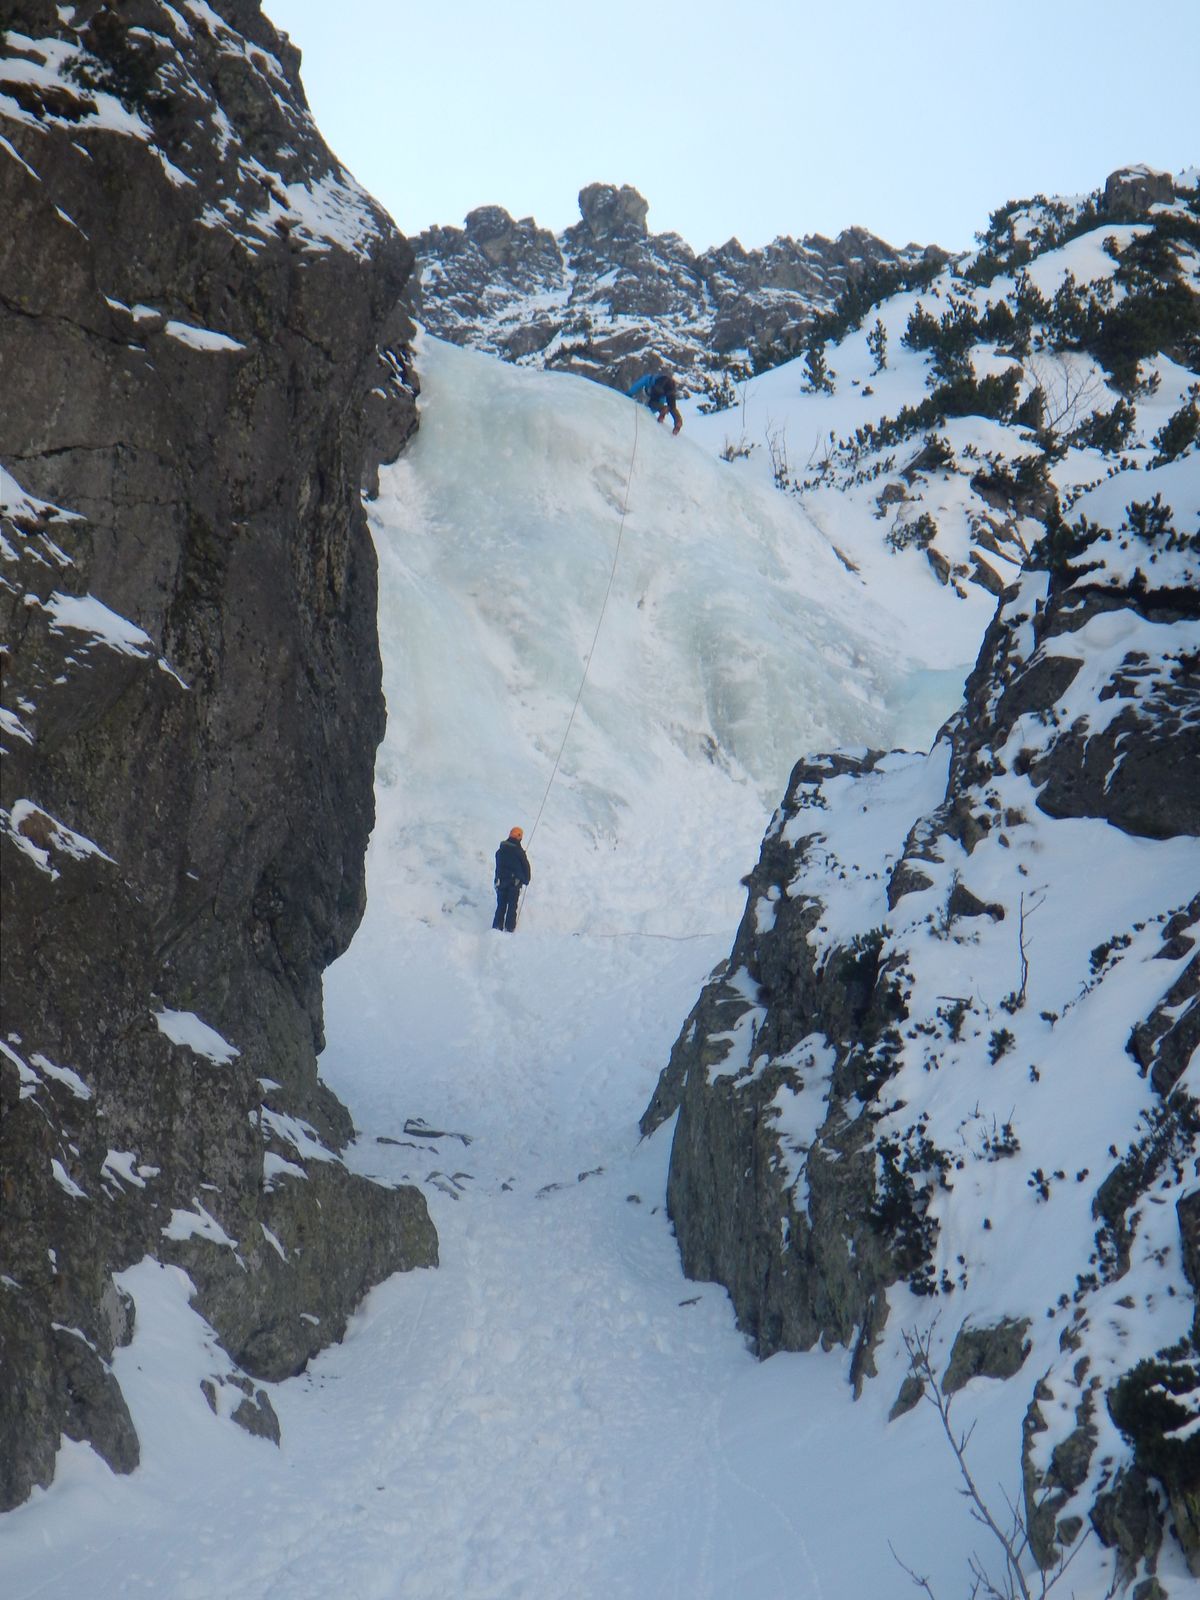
[1070,398,1136,453]
[696,370,740,415]
[1014,386,1046,429]
[803,336,834,394]
[988,1028,1015,1063]
[1108,1355,1200,1504]
[1152,397,1200,463]
[810,254,944,347]
[902,296,982,379]
[870,1114,954,1295]
[886,511,938,553]
[964,190,1108,285]
[1046,272,1111,350]
[1094,280,1200,390]
[867,317,888,373]
[1120,494,1199,553]
[929,367,1022,423]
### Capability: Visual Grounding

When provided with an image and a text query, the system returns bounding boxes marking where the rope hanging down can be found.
[526,403,641,850]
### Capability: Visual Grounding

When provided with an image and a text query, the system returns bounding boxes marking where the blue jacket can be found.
[627,373,676,405]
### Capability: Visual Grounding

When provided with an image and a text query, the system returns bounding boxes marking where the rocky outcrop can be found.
[578,180,649,240]
[952,571,1200,844]
[643,444,1199,1582]
[415,166,1193,398]
[412,181,943,388]
[943,1317,1031,1393]
[1103,165,1176,219]
[643,750,907,1376]
[0,0,435,1509]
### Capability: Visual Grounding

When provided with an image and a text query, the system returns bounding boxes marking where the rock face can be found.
[0,1,436,1509]
[643,464,1199,1578]
[643,746,929,1384]
[643,749,903,1379]
[412,181,943,388]
[1103,165,1177,219]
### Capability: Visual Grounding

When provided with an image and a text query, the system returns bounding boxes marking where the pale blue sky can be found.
[265,0,1198,253]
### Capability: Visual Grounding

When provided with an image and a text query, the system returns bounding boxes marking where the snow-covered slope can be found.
[680,176,1200,639]
[1,318,989,1595]
[5,168,1197,1599]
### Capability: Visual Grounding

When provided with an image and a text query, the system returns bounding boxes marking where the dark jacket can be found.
[495,837,531,887]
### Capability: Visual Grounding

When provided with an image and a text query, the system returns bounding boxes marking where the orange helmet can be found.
[509,826,524,840]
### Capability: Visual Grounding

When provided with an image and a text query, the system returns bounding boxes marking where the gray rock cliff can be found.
[412,181,944,389]
[1,0,435,1509]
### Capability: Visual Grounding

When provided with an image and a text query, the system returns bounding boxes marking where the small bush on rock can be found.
[871,1114,953,1295]
[886,511,938,553]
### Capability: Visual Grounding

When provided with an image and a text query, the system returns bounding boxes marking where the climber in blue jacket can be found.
[627,371,683,435]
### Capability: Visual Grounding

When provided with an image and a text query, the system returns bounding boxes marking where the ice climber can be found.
[493,826,531,932]
[626,370,683,435]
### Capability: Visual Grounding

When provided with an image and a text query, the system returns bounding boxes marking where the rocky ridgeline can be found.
[0,0,434,1508]
[412,180,944,388]
[643,409,1199,1588]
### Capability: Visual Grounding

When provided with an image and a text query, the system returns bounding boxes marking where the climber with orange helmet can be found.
[493,826,531,931]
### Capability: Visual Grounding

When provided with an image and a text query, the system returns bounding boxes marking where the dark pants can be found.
[493,880,521,931]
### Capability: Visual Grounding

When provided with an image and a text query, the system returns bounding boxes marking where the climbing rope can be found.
[515,403,641,927]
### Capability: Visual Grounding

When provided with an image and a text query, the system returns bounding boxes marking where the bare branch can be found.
[893,1324,1107,1598]
[902,1325,1034,1600]
[1012,889,1046,1011]
[889,1539,940,1598]
[1024,351,1106,435]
